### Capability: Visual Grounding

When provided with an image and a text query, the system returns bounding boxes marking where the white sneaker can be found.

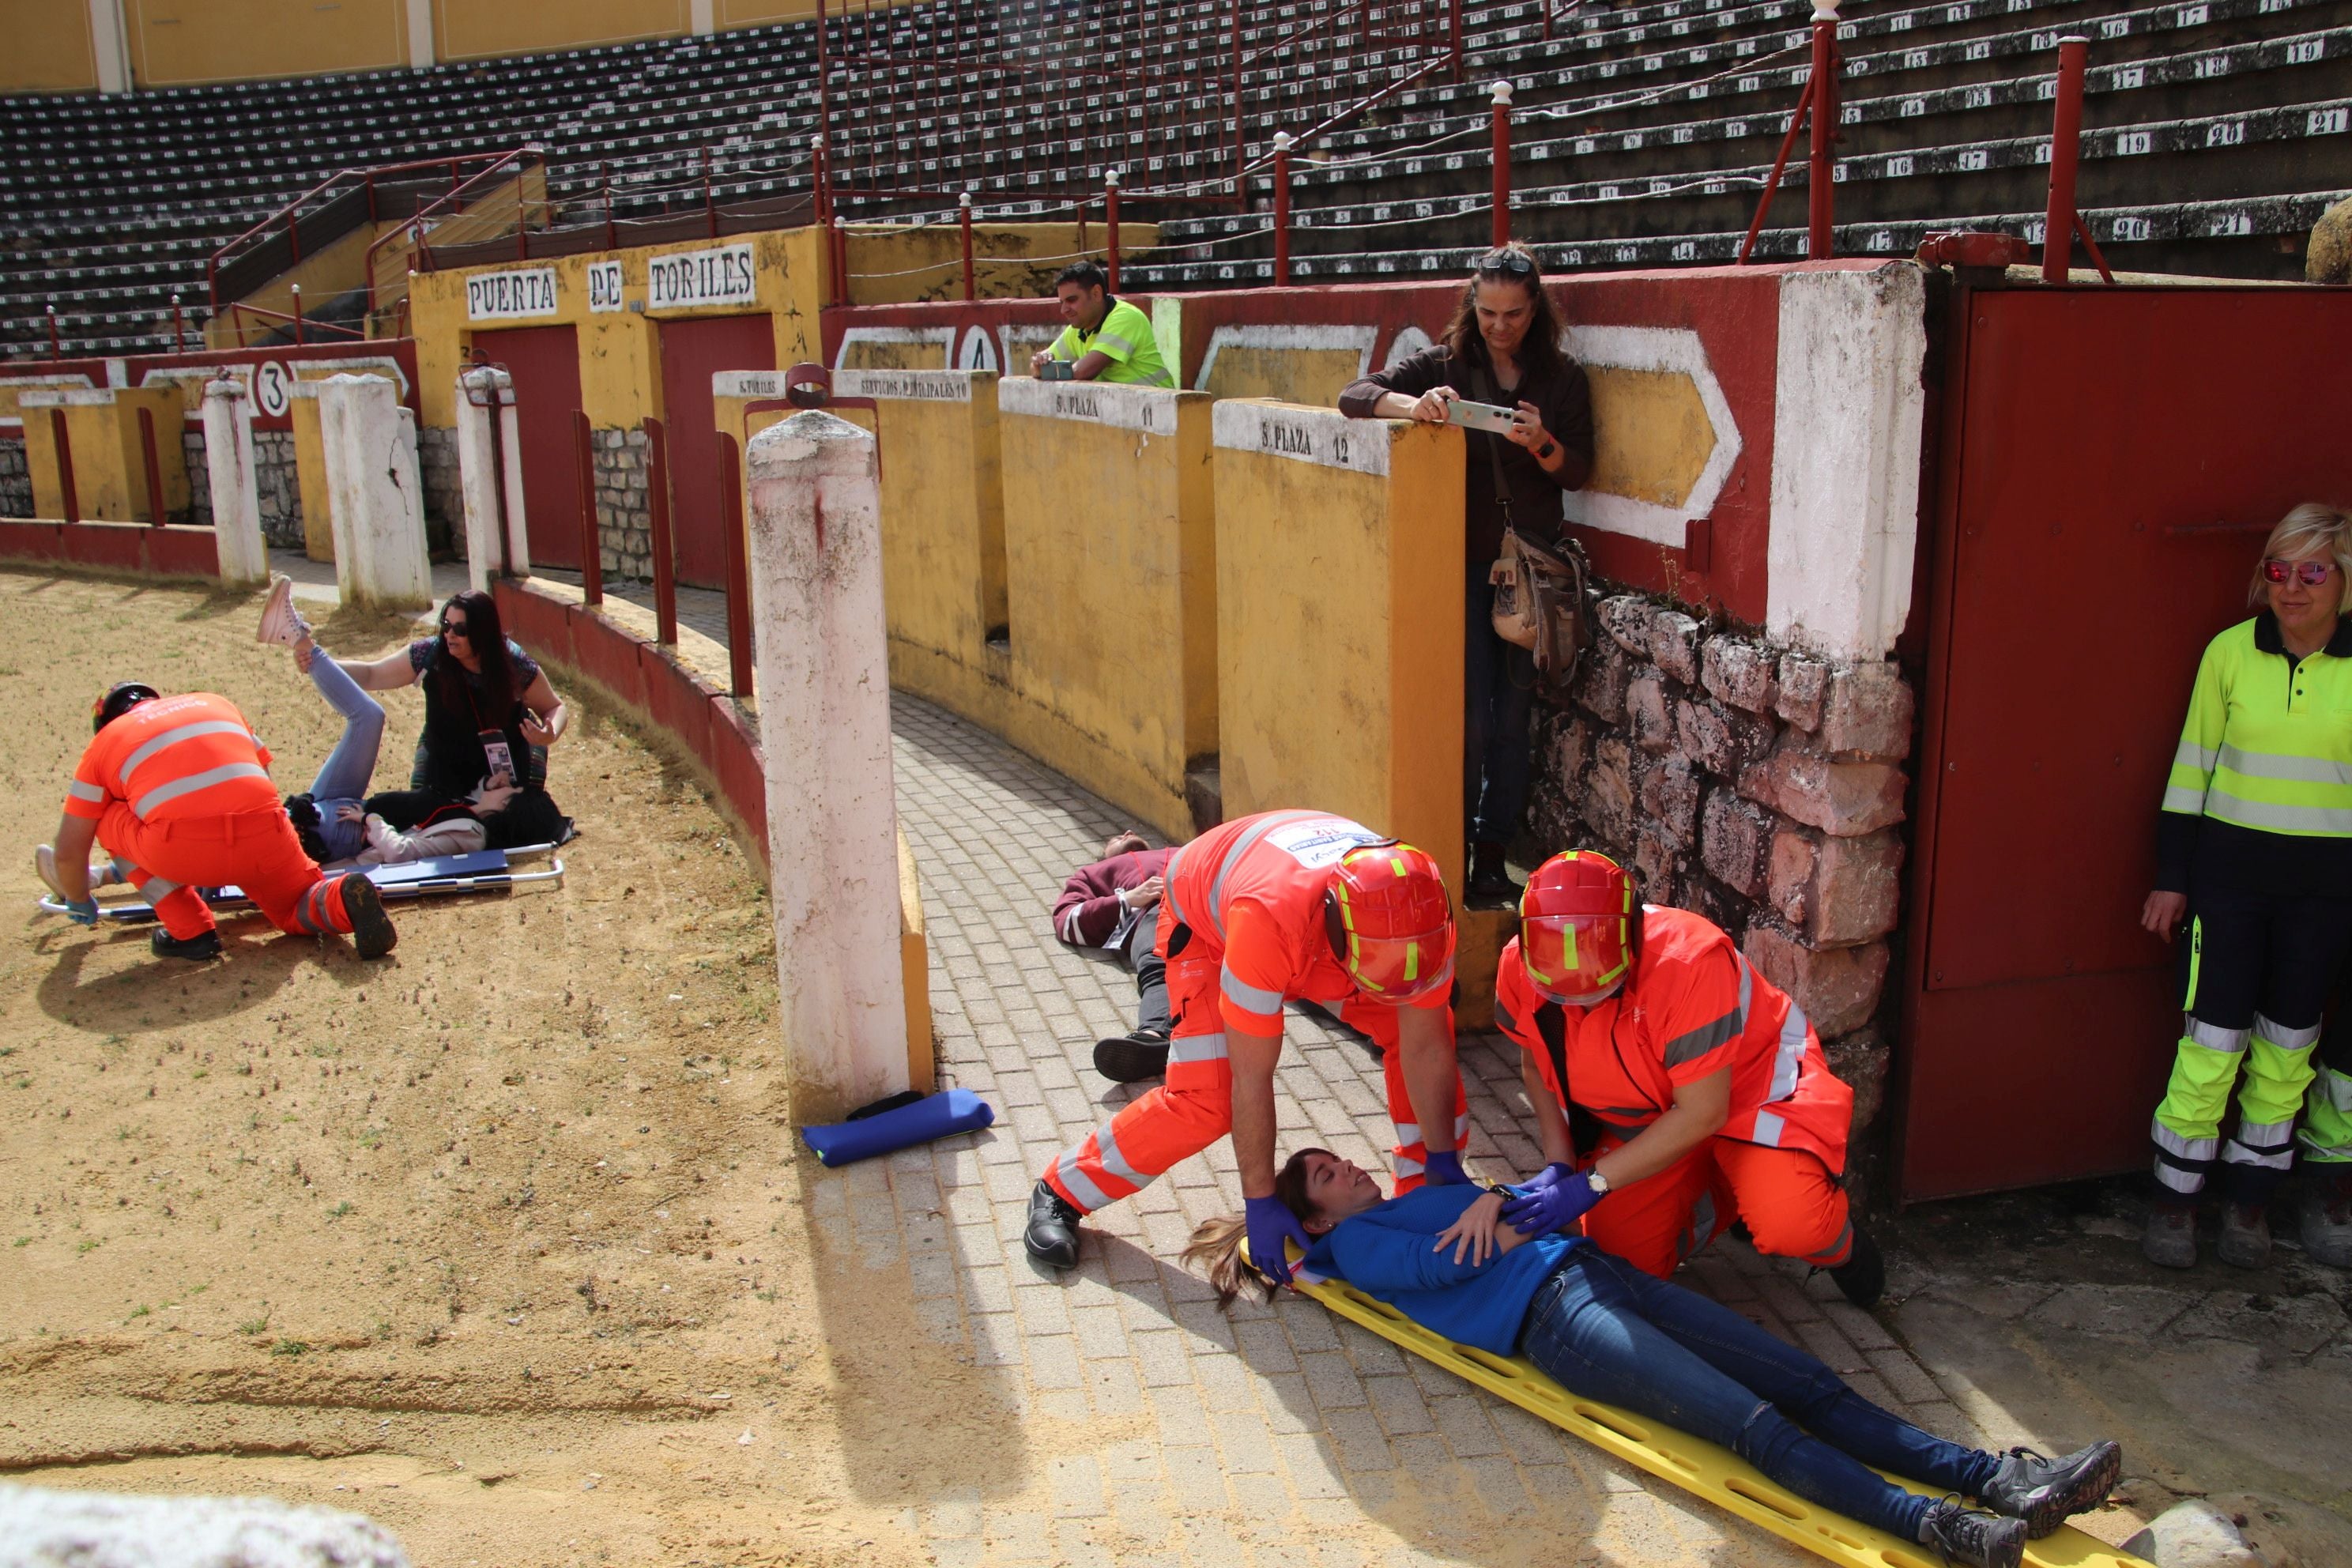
[34,845,64,899]
[256,574,311,648]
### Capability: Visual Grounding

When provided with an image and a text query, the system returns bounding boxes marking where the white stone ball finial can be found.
[1273,130,1295,153]
[1811,0,1841,20]
[1491,80,1513,107]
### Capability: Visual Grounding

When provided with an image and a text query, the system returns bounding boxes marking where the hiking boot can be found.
[1094,1029,1170,1084]
[1979,1442,2122,1537]
[2300,1166,2352,1268]
[1467,842,1521,907]
[2141,1198,2198,1269]
[1023,1180,1081,1270]
[337,873,398,959]
[1827,1222,1886,1309]
[151,928,223,961]
[256,574,311,648]
[2216,1201,2271,1269]
[1919,1499,2026,1568]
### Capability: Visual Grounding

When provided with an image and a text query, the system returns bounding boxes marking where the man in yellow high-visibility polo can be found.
[1029,261,1173,387]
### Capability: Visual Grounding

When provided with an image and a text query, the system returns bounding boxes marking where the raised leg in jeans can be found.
[1463,577,1536,844]
[1520,1252,1998,1540]
[1127,918,1170,1036]
[305,652,387,802]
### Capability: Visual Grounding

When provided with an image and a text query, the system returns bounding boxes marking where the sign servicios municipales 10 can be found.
[646,242,757,313]
[466,267,560,322]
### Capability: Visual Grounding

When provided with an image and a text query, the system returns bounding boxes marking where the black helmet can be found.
[92,681,160,733]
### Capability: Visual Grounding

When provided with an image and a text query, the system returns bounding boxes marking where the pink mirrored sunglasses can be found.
[2262,559,2336,586]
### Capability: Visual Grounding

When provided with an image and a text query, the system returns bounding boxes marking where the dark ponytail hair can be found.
[1179,1149,1328,1308]
[432,590,517,719]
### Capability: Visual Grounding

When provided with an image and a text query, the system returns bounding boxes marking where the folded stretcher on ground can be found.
[38,845,565,922]
[1261,1248,2150,1568]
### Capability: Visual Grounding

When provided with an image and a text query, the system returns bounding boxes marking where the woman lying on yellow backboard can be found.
[1185,1150,2120,1568]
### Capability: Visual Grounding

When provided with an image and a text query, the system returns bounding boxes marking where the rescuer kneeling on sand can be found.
[1490,850,1883,1306]
[48,682,396,962]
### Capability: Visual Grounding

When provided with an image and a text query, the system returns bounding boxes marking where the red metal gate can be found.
[1901,285,2352,1201]
[472,324,584,571]
[658,314,775,590]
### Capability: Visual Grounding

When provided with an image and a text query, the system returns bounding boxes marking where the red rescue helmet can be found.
[1519,850,1638,1005]
[92,680,160,734]
[1324,841,1455,1003]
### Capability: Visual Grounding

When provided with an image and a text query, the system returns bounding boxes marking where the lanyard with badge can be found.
[459,669,517,784]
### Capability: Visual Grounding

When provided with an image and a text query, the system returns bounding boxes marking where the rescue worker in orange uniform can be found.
[48,682,398,963]
[1027,810,1468,1279]
[1490,850,1883,1306]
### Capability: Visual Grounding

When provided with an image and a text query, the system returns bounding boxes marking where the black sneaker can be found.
[1827,1223,1886,1309]
[1093,1030,1170,1084]
[1979,1442,2121,1537]
[151,928,224,961]
[1023,1180,1082,1269]
[1466,842,1521,908]
[1920,1499,2026,1568]
[337,873,397,959]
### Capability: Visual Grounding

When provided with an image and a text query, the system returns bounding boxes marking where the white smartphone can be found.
[1444,398,1519,435]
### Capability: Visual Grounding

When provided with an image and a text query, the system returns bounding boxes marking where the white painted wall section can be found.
[455,367,529,590]
[316,374,433,612]
[199,378,267,587]
[404,0,435,66]
[1766,262,1928,662]
[744,411,910,1121]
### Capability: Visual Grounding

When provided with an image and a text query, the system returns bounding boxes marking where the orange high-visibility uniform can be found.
[1492,907,1856,1278]
[64,692,357,944]
[1043,810,1464,1214]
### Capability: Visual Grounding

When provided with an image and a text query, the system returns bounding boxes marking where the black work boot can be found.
[1919,1499,2026,1568]
[1827,1223,1886,1309]
[2142,1196,2198,1268]
[1466,842,1521,907]
[1978,1442,2121,1537]
[337,873,398,960]
[1093,1029,1170,1084]
[2301,1164,2352,1268]
[2216,1200,2271,1269]
[1023,1180,1082,1269]
[151,927,223,961]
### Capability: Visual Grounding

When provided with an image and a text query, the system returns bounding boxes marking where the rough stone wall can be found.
[182,429,213,530]
[0,436,28,518]
[417,425,462,560]
[1525,592,1917,1166]
[254,430,302,549]
[594,428,653,582]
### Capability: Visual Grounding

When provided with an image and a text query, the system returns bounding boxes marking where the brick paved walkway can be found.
[834,692,1988,1567]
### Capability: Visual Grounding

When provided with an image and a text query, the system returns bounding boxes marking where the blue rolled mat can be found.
[801,1088,996,1167]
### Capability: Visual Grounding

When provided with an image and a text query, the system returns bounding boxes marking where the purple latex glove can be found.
[1421,1148,1468,1186]
[1501,1162,1603,1235]
[1245,1193,1312,1285]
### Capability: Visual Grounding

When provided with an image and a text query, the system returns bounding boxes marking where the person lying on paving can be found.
[1184,1149,2121,1568]
[1052,829,1176,1084]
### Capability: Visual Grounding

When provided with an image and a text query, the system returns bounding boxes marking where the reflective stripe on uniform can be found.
[1093,1121,1150,1189]
[2184,1016,2251,1053]
[1391,1111,1470,1148]
[1169,1031,1230,1065]
[1800,1218,1855,1268]
[1766,1001,1808,1103]
[1095,332,1132,354]
[2252,1012,2322,1052]
[2151,1121,2218,1161]
[1751,1110,1785,1148]
[2212,797,2352,835]
[2223,1115,2299,1169]
[2218,742,2352,786]
[2162,784,2209,813]
[121,720,253,785]
[1162,842,1191,931]
[1201,810,1321,942]
[2175,740,2219,771]
[1661,957,1752,1067]
[66,778,104,803]
[2154,1159,2204,1193]
[1220,965,1284,1017]
[132,762,272,819]
[1051,1149,1113,1212]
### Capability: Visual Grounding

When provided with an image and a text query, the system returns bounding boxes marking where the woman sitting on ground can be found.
[1185,1151,2121,1568]
[337,590,571,849]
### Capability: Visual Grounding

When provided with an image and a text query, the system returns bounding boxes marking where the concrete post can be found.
[455,366,530,590]
[200,378,268,587]
[744,410,910,1121]
[316,373,433,612]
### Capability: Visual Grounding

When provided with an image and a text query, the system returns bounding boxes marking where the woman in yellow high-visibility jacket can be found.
[2142,503,2352,1270]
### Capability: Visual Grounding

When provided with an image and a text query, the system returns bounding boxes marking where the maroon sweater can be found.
[1053,848,1176,947]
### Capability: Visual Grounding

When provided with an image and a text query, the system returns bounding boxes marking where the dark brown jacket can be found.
[1339,342,1593,564]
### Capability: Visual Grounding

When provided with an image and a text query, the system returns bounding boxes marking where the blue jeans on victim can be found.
[1517,1250,1998,1540]
[304,653,386,863]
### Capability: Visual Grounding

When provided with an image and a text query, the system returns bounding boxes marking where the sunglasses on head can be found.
[2262,559,2336,586]
[1475,248,1536,278]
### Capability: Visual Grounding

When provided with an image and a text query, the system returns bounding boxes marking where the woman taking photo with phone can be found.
[1339,243,1593,905]
[2142,503,2352,1269]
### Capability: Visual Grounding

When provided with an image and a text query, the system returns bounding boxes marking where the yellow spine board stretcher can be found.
[1273,1257,2151,1568]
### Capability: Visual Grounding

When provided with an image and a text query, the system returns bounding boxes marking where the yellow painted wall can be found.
[1210,401,1478,1010]
[23,390,190,522]
[435,0,685,61]
[289,389,333,560]
[407,226,827,429]
[899,829,933,1095]
[718,0,920,24]
[126,0,408,87]
[1197,347,1368,409]
[842,223,1158,307]
[997,381,1216,842]
[7,0,99,92]
[208,219,409,351]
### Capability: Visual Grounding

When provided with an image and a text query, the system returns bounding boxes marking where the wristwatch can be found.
[1585,1167,1611,1197]
[1536,438,1560,461]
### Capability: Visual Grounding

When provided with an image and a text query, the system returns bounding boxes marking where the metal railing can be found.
[365,148,552,317]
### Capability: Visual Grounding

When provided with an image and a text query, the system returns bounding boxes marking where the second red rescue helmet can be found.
[1324,842,1455,1003]
[1519,850,1638,1005]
